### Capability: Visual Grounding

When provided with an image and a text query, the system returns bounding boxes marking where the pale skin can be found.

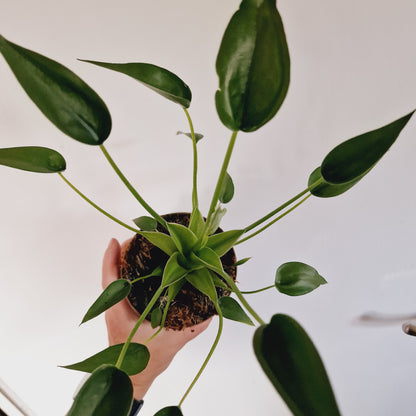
[102,238,212,400]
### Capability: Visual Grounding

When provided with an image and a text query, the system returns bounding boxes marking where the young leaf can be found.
[151,307,163,328]
[161,252,188,287]
[154,406,183,416]
[66,364,133,416]
[81,279,131,324]
[275,262,327,296]
[233,257,251,267]
[219,296,254,325]
[216,0,290,132]
[186,268,218,303]
[176,131,204,143]
[188,208,205,238]
[80,60,192,108]
[253,314,341,416]
[166,222,198,255]
[205,229,244,257]
[193,247,223,271]
[61,343,150,376]
[139,231,177,256]
[219,172,235,204]
[321,111,414,185]
[206,205,227,235]
[133,216,157,231]
[0,36,111,145]
[308,166,361,198]
[0,146,66,173]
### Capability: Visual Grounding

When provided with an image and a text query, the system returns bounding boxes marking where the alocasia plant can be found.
[0,0,414,415]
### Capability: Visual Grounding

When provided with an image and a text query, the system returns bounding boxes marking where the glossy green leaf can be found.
[186,268,218,303]
[81,60,192,108]
[219,296,254,325]
[216,0,290,132]
[139,231,177,256]
[210,271,229,290]
[0,36,111,145]
[151,307,163,328]
[308,166,361,198]
[219,172,235,204]
[0,146,66,173]
[233,257,251,267]
[67,364,133,416]
[161,252,188,287]
[321,111,414,185]
[275,262,327,296]
[81,279,131,324]
[167,222,198,255]
[133,216,157,231]
[193,247,223,271]
[176,131,204,143]
[206,205,227,235]
[205,229,244,257]
[189,208,205,238]
[253,314,341,416]
[61,343,149,376]
[154,406,183,416]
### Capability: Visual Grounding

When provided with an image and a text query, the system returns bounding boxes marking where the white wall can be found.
[0,1,415,415]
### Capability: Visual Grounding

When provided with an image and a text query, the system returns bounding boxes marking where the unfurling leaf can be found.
[133,216,157,231]
[80,60,192,108]
[66,364,133,416]
[216,0,290,132]
[176,131,204,143]
[206,205,227,235]
[186,268,218,303]
[0,146,66,173]
[81,279,131,324]
[275,262,326,296]
[253,314,341,416]
[61,343,149,376]
[219,172,235,204]
[0,36,111,145]
[219,296,254,325]
[154,406,183,416]
[206,229,244,257]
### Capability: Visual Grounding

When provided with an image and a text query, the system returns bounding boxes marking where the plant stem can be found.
[183,108,199,210]
[205,131,238,232]
[144,298,171,344]
[99,144,167,229]
[178,304,223,407]
[240,285,275,294]
[236,194,312,245]
[58,172,140,233]
[115,285,164,369]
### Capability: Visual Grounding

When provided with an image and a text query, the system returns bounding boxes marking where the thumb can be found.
[102,238,121,289]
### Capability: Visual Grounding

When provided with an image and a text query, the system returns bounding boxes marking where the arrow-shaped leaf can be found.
[219,296,254,325]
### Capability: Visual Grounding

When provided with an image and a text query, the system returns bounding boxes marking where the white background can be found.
[1,1,415,415]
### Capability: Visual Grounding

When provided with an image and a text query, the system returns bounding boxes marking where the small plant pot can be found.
[120,213,237,330]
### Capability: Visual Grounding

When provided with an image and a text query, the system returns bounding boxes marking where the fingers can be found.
[102,238,121,290]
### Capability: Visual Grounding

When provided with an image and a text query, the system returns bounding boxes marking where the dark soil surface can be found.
[120,213,237,330]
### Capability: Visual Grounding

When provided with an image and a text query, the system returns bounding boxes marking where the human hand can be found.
[102,238,211,400]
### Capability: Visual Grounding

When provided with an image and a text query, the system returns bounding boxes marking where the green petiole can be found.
[240,285,274,294]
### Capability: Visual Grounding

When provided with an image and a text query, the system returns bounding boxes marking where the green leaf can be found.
[151,307,163,329]
[176,131,204,143]
[253,314,341,416]
[206,205,227,235]
[61,343,149,376]
[205,229,244,257]
[275,262,327,296]
[308,166,361,198]
[321,111,414,185]
[133,216,157,231]
[139,231,177,256]
[233,257,251,267]
[193,247,223,271]
[0,146,66,173]
[67,364,133,416]
[188,208,205,238]
[154,406,183,416]
[210,271,230,290]
[0,36,111,145]
[219,296,254,325]
[167,279,185,302]
[81,279,131,324]
[216,0,290,132]
[219,172,235,204]
[80,60,192,108]
[162,252,188,287]
[186,268,218,303]
[166,222,198,255]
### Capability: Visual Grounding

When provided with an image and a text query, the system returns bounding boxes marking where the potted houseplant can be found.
[0,0,414,415]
